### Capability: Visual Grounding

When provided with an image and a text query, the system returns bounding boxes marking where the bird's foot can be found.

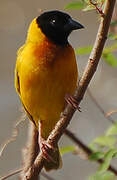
[65,94,81,112]
[40,139,56,163]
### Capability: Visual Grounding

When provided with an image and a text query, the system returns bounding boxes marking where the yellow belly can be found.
[18,42,78,138]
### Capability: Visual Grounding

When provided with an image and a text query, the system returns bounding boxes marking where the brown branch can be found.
[20,0,116,179]
[20,123,39,179]
[65,129,117,175]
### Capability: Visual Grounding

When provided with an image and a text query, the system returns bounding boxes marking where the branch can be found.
[20,0,116,179]
[20,123,39,179]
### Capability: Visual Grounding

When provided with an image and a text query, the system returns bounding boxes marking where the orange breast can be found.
[19,34,78,138]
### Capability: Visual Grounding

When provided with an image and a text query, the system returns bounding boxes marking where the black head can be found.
[36,10,84,46]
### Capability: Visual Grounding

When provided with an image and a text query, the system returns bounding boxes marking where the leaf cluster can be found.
[88,123,117,179]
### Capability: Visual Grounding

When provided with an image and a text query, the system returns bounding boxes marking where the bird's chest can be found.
[21,56,68,97]
[19,43,77,119]
[20,44,70,103]
[20,42,72,90]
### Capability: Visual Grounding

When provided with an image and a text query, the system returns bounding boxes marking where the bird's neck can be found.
[26,18,48,44]
[26,19,65,65]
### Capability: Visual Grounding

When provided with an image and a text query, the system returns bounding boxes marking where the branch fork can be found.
[89,0,105,17]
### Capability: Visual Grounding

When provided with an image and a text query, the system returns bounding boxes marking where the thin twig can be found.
[89,0,105,17]
[0,169,55,180]
[0,114,26,159]
[87,89,115,124]
[20,0,116,179]
[106,110,117,117]
[0,169,22,180]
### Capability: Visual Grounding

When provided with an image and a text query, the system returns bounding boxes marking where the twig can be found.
[0,114,26,159]
[19,0,116,179]
[65,129,117,175]
[87,89,115,124]
[0,169,22,180]
[106,109,117,117]
[89,0,105,17]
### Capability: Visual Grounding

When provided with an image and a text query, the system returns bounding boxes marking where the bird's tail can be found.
[44,145,62,171]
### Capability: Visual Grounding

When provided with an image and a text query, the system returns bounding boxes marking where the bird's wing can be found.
[15,45,25,95]
[15,45,37,127]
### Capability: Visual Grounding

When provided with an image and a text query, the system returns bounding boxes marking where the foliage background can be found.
[0,0,117,179]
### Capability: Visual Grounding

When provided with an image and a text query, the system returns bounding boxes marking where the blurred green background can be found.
[0,0,117,179]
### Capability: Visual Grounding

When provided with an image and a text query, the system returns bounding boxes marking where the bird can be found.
[15,10,84,171]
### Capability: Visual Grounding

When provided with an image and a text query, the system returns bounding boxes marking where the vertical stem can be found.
[20,122,39,179]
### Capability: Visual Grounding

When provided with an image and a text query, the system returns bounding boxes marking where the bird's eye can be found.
[52,19,56,23]
[51,19,56,25]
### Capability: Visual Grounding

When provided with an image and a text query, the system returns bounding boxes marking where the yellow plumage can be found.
[15,14,79,170]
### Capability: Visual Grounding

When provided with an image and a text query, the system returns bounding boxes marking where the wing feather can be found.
[15,45,36,127]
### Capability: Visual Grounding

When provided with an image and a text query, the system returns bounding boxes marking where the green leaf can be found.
[102,53,117,67]
[106,123,117,136]
[90,151,105,161]
[93,135,116,148]
[99,149,117,172]
[75,46,92,55]
[89,143,98,151]
[60,146,76,156]
[65,1,84,10]
[88,171,115,180]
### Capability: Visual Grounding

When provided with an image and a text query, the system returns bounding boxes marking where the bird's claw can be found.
[65,94,81,112]
[40,140,56,163]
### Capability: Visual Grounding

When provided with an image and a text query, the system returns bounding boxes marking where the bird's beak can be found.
[64,18,84,32]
